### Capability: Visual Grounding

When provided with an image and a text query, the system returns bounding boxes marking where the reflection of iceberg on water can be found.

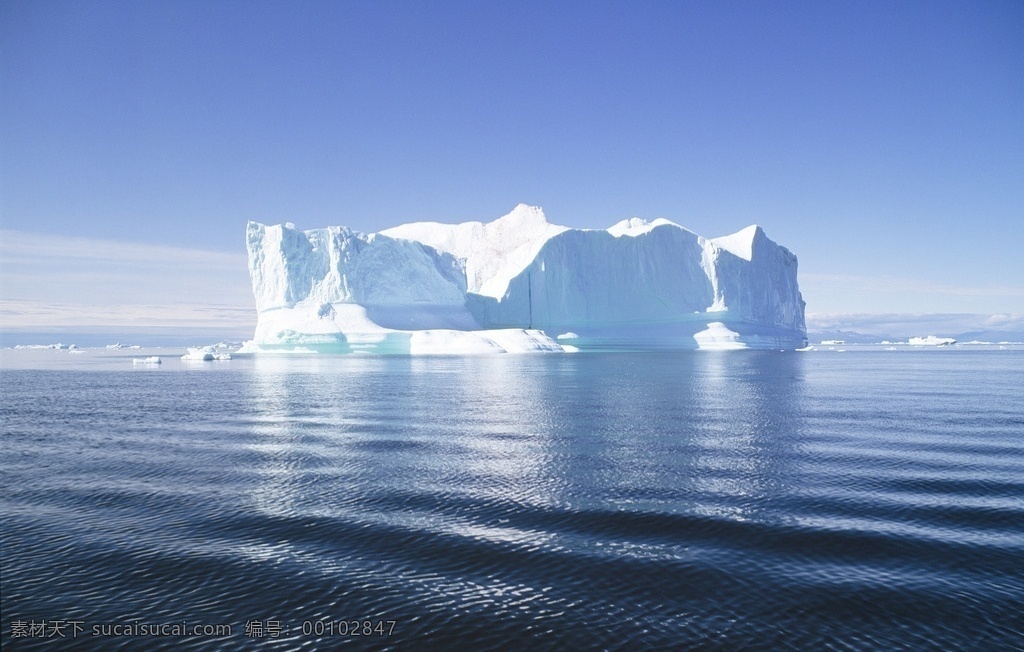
[242,204,808,354]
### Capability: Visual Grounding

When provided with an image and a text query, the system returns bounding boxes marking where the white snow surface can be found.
[245,204,807,353]
[381,204,568,298]
[711,225,761,261]
[606,217,681,237]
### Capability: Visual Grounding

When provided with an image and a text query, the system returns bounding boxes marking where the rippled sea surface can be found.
[2,349,1023,650]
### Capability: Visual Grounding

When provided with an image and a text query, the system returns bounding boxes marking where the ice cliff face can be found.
[244,204,806,353]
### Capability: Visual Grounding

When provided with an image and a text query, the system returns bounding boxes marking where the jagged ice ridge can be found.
[242,204,807,353]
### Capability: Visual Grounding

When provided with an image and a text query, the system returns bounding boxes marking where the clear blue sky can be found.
[1,0,1022,338]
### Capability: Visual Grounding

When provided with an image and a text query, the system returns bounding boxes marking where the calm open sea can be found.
[2,348,1022,650]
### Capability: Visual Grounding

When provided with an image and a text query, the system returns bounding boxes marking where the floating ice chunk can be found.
[181,346,231,361]
[556,332,580,340]
[133,356,161,364]
[908,336,957,346]
[182,348,214,361]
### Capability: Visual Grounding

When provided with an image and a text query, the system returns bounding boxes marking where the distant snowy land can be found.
[243,204,807,353]
[807,314,1024,346]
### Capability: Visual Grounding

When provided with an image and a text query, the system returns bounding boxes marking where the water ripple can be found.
[3,352,1023,650]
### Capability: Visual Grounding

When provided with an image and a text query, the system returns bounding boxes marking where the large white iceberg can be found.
[242,204,807,353]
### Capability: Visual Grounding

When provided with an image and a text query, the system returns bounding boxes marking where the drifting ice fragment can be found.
[181,346,232,361]
[908,336,956,346]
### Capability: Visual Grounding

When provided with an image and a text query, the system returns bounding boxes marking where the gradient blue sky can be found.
[2,0,1022,340]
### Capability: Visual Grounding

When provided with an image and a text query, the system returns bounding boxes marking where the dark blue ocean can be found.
[2,349,1023,650]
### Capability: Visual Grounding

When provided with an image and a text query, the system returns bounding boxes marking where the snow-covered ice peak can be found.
[607,217,680,237]
[381,203,568,298]
[499,202,549,228]
[711,224,764,261]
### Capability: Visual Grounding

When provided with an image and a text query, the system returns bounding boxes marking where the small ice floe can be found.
[106,343,123,349]
[181,346,232,361]
[182,348,214,361]
[132,356,162,365]
[556,332,580,340]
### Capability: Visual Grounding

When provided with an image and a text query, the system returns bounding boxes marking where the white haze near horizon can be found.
[0,227,1021,342]
[0,229,254,341]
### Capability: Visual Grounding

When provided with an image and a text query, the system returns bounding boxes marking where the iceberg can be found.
[181,346,233,361]
[243,204,807,353]
[908,336,957,346]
